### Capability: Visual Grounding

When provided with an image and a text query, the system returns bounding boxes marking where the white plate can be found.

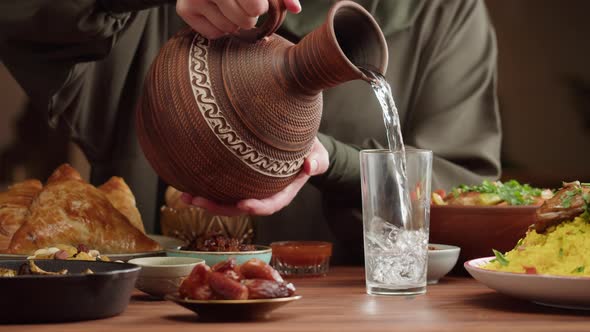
[465,257,590,310]
[0,234,185,262]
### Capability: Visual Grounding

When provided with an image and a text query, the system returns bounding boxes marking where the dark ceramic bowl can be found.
[0,260,140,323]
[429,205,538,272]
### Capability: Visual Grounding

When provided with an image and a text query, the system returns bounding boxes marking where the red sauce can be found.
[270,241,333,266]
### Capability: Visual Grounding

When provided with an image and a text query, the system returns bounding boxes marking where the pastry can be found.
[4,164,161,254]
[99,177,145,233]
[0,179,43,250]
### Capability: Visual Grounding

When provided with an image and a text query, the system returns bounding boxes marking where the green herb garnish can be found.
[513,238,524,250]
[558,248,564,258]
[572,266,585,273]
[562,197,572,208]
[450,180,543,206]
[561,189,582,208]
[492,249,509,266]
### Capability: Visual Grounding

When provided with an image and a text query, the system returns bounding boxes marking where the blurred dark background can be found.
[485,0,590,187]
[1,0,589,190]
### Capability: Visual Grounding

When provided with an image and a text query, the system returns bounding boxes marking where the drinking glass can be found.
[360,148,433,296]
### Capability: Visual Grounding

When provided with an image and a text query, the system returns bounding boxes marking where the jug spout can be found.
[287,1,389,95]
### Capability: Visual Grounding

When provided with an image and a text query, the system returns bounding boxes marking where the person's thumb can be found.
[304,139,329,176]
[283,0,301,14]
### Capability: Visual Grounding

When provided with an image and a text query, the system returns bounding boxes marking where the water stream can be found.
[360,68,411,230]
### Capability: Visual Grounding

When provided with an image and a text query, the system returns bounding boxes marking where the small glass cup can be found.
[360,148,432,296]
[270,241,333,277]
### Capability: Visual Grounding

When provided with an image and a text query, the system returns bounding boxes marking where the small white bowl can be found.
[427,244,460,284]
[128,256,204,298]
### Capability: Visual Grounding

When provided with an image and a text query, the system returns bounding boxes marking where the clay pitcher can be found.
[136,0,388,203]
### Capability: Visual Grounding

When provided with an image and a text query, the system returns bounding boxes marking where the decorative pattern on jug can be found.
[188,34,303,177]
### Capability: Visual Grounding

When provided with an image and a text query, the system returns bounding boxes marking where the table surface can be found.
[2,267,589,332]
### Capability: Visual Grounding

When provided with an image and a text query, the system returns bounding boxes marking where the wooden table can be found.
[2,267,588,331]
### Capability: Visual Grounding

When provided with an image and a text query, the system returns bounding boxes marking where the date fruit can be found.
[179,264,212,300]
[212,258,237,273]
[212,257,243,282]
[242,279,296,299]
[240,258,283,282]
[179,258,296,301]
[209,272,249,300]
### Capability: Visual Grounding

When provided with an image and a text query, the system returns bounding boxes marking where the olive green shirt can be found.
[0,0,501,264]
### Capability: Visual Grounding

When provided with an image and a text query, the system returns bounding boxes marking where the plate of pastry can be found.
[0,164,176,261]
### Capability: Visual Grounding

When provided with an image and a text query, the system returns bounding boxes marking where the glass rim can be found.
[359,148,432,156]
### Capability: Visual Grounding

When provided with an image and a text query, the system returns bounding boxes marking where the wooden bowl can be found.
[429,205,538,273]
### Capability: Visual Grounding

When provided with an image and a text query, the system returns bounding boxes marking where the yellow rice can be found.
[483,216,590,276]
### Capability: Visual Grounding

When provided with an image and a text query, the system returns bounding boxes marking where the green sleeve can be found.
[310,133,362,204]
[404,0,501,191]
[312,133,384,208]
[0,0,172,119]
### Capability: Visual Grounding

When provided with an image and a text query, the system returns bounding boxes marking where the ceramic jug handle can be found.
[235,0,287,43]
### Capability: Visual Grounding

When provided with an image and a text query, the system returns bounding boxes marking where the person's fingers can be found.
[198,1,240,33]
[213,0,258,29]
[236,0,269,17]
[190,196,247,216]
[176,0,200,18]
[177,0,226,39]
[180,192,193,205]
[239,138,327,215]
[283,0,301,13]
[238,172,310,215]
[182,14,226,39]
[303,137,329,176]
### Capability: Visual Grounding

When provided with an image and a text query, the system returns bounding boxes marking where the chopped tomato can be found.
[409,183,423,201]
[433,189,446,199]
[523,266,537,274]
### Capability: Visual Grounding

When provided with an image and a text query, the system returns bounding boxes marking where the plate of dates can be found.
[165,257,301,321]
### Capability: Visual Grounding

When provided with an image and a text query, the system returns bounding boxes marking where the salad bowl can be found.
[429,180,550,271]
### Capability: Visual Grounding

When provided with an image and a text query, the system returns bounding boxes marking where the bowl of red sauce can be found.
[270,241,333,277]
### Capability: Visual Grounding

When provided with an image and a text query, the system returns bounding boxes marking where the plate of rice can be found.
[466,216,590,310]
